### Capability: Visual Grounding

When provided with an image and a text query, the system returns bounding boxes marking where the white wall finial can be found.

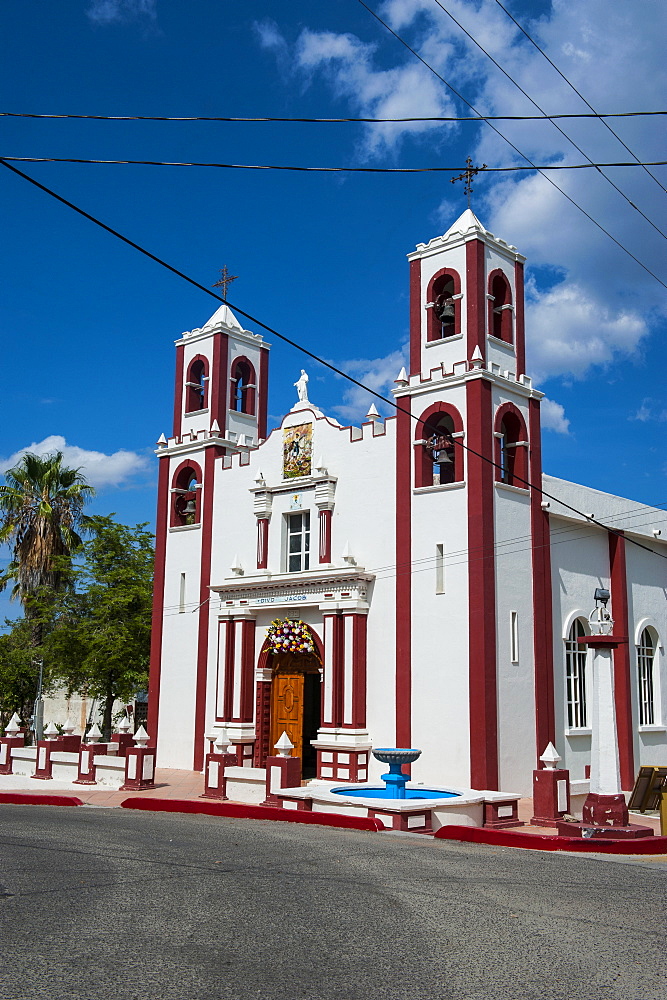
[62,718,74,736]
[210,419,221,437]
[6,713,22,735]
[237,433,247,448]
[133,725,150,747]
[394,367,408,385]
[117,715,131,734]
[231,554,244,576]
[365,403,380,422]
[44,721,60,741]
[156,433,168,448]
[274,731,294,757]
[315,455,328,474]
[540,742,561,770]
[86,723,103,744]
[255,470,266,485]
[342,541,357,565]
[214,730,231,755]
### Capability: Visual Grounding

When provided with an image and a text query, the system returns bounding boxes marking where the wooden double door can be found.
[270,654,321,778]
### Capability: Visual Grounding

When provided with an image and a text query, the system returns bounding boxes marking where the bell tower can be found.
[406,208,526,381]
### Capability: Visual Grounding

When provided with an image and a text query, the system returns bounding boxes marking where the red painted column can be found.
[173,343,185,438]
[222,619,236,721]
[240,619,256,723]
[529,398,555,761]
[253,681,272,767]
[147,453,170,745]
[258,345,269,440]
[210,332,229,433]
[256,517,269,569]
[409,258,422,377]
[514,261,526,377]
[322,613,339,728]
[466,239,486,361]
[395,396,412,750]
[466,376,498,790]
[318,510,332,563]
[193,445,219,771]
[608,531,635,790]
[352,613,368,729]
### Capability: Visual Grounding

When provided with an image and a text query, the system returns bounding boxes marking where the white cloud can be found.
[264,2,667,382]
[331,346,408,423]
[86,0,157,26]
[254,18,288,55]
[540,398,570,435]
[0,436,149,489]
[630,399,667,423]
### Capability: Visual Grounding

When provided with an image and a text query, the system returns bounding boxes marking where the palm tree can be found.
[0,451,95,735]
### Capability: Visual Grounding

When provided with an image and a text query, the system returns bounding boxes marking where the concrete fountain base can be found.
[274,782,523,834]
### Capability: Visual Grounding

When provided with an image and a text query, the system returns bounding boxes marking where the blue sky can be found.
[1,0,666,618]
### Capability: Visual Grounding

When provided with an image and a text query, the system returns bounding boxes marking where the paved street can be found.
[1,806,666,1000]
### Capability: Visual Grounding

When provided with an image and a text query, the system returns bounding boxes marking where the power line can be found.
[492,0,667,196]
[430,0,667,241]
[3,110,665,123]
[1,156,664,562]
[4,155,667,173]
[356,0,667,291]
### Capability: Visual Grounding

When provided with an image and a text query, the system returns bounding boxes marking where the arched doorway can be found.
[270,652,321,778]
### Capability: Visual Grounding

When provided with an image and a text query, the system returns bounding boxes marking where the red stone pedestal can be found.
[558,791,653,839]
[200,752,237,800]
[120,746,157,790]
[263,754,302,806]
[557,820,654,840]
[483,799,523,829]
[0,736,24,775]
[531,768,570,827]
[32,739,64,779]
[109,733,134,757]
[73,743,110,785]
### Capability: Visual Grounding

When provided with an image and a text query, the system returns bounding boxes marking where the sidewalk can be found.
[0,769,663,848]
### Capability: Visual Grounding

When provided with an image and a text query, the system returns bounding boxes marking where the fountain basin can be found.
[332,785,458,800]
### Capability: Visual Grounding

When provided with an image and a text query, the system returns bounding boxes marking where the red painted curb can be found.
[434,825,667,855]
[121,796,383,832]
[0,792,83,807]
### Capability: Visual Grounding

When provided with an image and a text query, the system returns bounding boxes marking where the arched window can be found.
[637,627,657,726]
[171,462,202,526]
[565,618,588,729]
[230,357,256,415]
[426,269,461,342]
[185,357,208,413]
[415,403,464,487]
[494,404,528,487]
[488,270,513,344]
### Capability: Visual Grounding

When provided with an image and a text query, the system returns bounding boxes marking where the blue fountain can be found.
[373,747,421,799]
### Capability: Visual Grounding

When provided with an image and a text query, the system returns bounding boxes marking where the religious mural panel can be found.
[283,423,312,479]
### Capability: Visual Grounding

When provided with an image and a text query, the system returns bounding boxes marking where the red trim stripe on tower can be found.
[395,396,412,749]
[514,261,526,377]
[466,240,486,361]
[210,333,229,433]
[146,454,170,744]
[258,346,269,440]
[528,397,555,761]
[409,258,422,377]
[173,344,185,438]
[608,532,635,789]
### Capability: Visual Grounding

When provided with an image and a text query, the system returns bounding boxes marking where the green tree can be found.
[0,615,54,728]
[46,516,154,738]
[0,451,94,730]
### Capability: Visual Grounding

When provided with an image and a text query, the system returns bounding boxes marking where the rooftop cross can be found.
[212,264,238,300]
[450,157,487,208]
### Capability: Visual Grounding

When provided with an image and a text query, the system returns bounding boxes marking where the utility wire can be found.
[2,110,665,123]
[1,156,664,561]
[431,0,667,241]
[492,0,667,196]
[4,155,667,173]
[356,0,667,291]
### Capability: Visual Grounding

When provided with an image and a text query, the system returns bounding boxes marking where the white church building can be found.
[147,210,666,797]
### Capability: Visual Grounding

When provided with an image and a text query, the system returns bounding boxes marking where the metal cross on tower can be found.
[450,157,487,208]
[212,265,238,300]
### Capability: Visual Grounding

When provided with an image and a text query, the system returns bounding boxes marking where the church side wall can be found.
[626,543,667,768]
[157,519,204,768]
[549,521,610,780]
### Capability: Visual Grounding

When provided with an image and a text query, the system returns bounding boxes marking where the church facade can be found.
[147,210,666,796]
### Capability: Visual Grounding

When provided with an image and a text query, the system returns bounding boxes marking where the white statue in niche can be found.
[294,369,309,403]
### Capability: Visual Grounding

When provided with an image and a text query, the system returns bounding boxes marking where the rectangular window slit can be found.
[510,610,519,664]
[179,573,186,613]
[435,543,445,594]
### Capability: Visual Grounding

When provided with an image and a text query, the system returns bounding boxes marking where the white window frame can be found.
[637,628,656,727]
[286,511,310,573]
[565,619,588,730]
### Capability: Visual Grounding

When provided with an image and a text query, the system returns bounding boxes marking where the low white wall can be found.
[9,748,37,776]
[9,747,127,789]
[431,801,484,830]
[225,766,266,804]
